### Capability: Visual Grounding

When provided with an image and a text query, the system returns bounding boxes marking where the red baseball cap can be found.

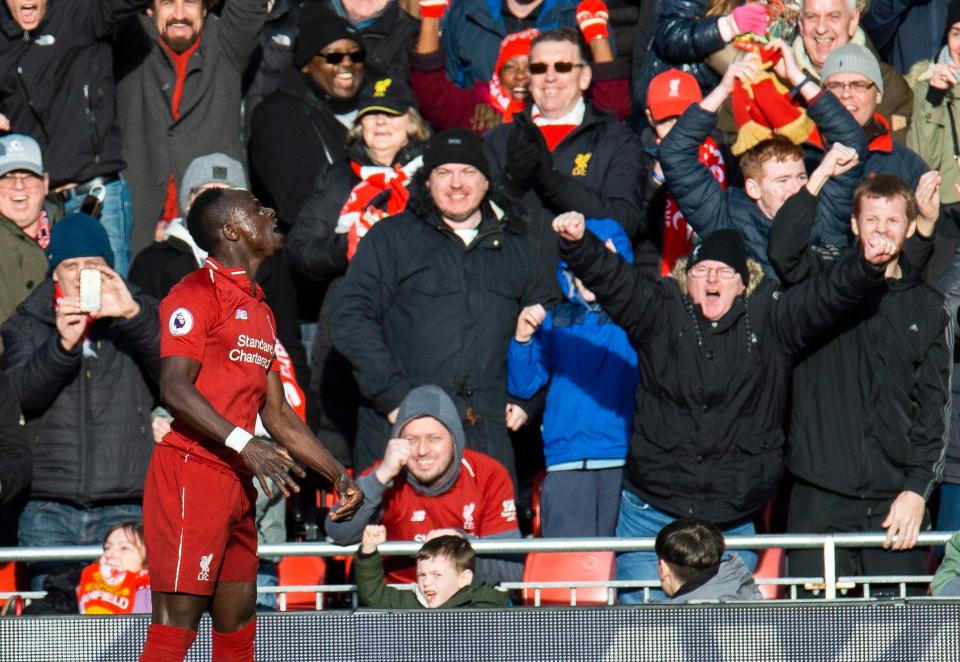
[646,70,702,122]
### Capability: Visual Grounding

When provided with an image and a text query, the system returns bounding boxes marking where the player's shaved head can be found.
[187,187,250,253]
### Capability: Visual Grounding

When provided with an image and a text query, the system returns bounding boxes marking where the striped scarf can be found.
[335,155,423,260]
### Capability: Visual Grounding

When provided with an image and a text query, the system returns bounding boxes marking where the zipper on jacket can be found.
[82,84,102,163]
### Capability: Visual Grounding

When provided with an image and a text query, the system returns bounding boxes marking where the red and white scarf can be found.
[661,137,726,275]
[335,156,423,261]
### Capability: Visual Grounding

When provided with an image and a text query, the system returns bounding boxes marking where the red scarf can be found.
[336,157,422,260]
[35,209,50,249]
[274,340,306,421]
[158,36,203,237]
[662,137,726,275]
[77,562,150,615]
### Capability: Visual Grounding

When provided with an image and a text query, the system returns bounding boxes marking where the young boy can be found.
[356,525,508,608]
[508,217,638,538]
[77,521,151,614]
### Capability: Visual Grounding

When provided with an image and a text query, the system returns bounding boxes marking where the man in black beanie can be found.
[2,212,160,592]
[330,129,550,479]
[250,6,367,229]
[553,213,897,602]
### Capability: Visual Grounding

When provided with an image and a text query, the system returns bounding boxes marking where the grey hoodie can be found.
[662,555,763,604]
[324,385,523,584]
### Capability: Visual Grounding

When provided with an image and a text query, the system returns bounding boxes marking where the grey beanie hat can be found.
[821,43,884,95]
[391,385,465,497]
[179,153,248,216]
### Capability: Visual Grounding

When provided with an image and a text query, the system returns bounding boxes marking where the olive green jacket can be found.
[355,551,509,609]
[0,216,47,352]
[907,60,960,204]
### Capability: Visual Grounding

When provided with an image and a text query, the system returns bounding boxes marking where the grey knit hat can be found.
[821,43,884,95]
[179,153,248,216]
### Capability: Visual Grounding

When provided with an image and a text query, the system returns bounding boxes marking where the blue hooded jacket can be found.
[507,219,639,466]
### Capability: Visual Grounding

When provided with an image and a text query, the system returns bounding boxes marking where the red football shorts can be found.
[143,444,259,595]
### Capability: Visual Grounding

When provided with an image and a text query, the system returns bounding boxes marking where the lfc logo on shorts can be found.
[197,553,213,581]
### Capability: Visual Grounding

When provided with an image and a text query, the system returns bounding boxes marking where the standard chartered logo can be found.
[229,334,274,367]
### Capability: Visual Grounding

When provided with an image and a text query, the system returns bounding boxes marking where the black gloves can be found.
[506,119,559,195]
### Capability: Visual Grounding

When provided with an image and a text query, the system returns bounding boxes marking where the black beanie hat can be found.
[293,6,362,69]
[686,229,749,286]
[423,129,491,179]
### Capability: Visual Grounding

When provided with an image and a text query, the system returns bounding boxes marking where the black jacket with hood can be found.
[770,189,952,500]
[1,280,160,505]
[560,229,887,524]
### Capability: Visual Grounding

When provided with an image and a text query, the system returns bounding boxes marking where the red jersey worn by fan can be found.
[365,449,518,584]
[144,257,279,595]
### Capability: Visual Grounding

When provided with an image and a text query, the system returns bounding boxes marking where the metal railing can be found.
[1,532,954,608]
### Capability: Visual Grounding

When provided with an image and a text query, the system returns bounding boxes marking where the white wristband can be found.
[225,427,253,453]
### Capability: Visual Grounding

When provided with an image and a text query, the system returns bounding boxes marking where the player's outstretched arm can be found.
[260,372,364,521]
[160,356,305,499]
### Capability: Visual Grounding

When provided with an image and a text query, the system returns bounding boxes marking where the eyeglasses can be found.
[0,172,43,189]
[529,61,586,76]
[319,50,365,65]
[688,265,739,280]
[824,80,876,94]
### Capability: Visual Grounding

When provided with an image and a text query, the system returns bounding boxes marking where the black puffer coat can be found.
[1,280,160,506]
[631,0,725,116]
[561,230,885,523]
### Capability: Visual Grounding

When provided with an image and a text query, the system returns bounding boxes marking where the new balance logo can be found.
[235,309,248,320]
[909,323,919,332]
[410,510,426,522]
[197,553,213,581]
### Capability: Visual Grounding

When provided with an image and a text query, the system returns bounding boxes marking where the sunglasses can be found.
[529,61,585,75]
[319,50,366,65]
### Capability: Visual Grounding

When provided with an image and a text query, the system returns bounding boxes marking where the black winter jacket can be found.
[0,0,146,186]
[770,189,951,500]
[1,280,160,506]
[330,191,549,474]
[631,0,725,115]
[0,369,29,504]
[249,69,351,228]
[486,105,644,239]
[561,230,886,523]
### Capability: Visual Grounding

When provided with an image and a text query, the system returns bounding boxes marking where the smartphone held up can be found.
[79,268,102,313]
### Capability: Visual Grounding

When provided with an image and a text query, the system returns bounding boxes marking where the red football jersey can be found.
[159,258,279,476]
[365,449,519,583]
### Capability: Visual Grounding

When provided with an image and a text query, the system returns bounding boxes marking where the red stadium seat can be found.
[0,562,26,615]
[521,551,616,605]
[277,556,327,611]
[530,469,546,538]
[752,547,785,599]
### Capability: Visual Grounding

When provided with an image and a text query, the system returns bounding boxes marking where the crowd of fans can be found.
[4,0,960,613]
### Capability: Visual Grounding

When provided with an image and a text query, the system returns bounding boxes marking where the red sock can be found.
[139,623,197,661]
[212,618,256,661]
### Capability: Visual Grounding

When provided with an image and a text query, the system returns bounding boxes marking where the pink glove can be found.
[730,4,769,36]
[419,0,449,19]
[576,0,610,42]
